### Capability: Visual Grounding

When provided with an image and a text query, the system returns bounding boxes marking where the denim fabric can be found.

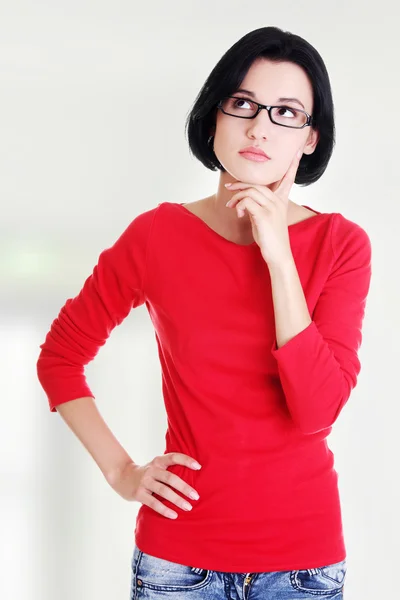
[130,544,347,599]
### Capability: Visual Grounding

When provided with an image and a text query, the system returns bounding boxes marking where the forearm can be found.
[55,396,135,483]
[264,231,371,435]
[268,257,312,349]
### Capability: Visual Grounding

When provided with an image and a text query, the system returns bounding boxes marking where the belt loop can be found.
[190,567,204,574]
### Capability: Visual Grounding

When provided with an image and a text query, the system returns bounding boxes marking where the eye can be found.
[233,97,253,109]
[276,106,297,118]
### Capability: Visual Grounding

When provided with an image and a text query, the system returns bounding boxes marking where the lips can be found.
[239,146,270,158]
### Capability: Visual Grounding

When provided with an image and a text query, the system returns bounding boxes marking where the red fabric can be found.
[37,201,372,572]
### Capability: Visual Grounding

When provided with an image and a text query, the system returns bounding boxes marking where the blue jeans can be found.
[130,544,347,599]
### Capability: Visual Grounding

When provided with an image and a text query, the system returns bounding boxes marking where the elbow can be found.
[297,420,334,436]
[295,399,349,436]
[293,373,354,435]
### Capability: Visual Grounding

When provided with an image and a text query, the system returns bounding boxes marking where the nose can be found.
[246,108,273,140]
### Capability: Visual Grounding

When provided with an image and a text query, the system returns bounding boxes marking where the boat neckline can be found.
[170,201,329,248]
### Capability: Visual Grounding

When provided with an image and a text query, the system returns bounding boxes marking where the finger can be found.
[161,452,202,470]
[276,150,301,198]
[141,490,179,519]
[226,179,286,206]
[236,197,266,219]
[157,468,200,501]
[275,147,303,199]
[150,475,194,512]
[225,181,272,196]
[226,188,271,209]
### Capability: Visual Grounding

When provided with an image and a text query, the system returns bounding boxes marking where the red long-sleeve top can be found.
[36,201,372,572]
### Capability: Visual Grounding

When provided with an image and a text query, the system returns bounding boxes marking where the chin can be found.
[223,162,278,186]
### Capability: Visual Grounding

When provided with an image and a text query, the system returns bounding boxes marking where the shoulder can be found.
[120,203,162,238]
[101,204,162,261]
[330,212,372,260]
[120,201,185,249]
[327,213,372,289]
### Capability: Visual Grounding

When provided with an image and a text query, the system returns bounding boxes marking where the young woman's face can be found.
[212,58,319,187]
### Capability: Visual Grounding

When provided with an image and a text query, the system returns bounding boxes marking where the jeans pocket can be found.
[132,547,212,592]
[290,559,347,596]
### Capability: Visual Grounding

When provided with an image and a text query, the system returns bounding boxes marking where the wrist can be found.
[106,459,137,485]
[266,254,295,274]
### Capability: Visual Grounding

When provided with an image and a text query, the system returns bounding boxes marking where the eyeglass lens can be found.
[221,97,307,128]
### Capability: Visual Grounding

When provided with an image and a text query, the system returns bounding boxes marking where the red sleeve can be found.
[36,209,155,412]
[270,215,372,435]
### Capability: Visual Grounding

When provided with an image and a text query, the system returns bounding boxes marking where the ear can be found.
[303,128,319,155]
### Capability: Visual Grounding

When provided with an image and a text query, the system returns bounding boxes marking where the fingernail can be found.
[297,150,302,158]
[224,182,232,187]
[192,462,202,469]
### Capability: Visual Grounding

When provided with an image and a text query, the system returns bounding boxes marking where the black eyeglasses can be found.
[217,95,313,129]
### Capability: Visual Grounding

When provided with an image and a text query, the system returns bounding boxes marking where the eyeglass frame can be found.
[216,95,314,129]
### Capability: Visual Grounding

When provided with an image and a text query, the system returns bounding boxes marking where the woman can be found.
[37,26,371,599]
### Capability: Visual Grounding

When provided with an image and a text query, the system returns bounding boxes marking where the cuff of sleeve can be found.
[270,320,316,357]
[45,382,95,412]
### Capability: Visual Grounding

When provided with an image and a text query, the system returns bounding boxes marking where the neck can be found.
[208,179,296,232]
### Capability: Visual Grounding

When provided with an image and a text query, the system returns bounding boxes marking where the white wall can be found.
[0,2,397,599]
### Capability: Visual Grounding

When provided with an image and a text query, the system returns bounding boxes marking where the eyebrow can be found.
[235,88,306,110]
